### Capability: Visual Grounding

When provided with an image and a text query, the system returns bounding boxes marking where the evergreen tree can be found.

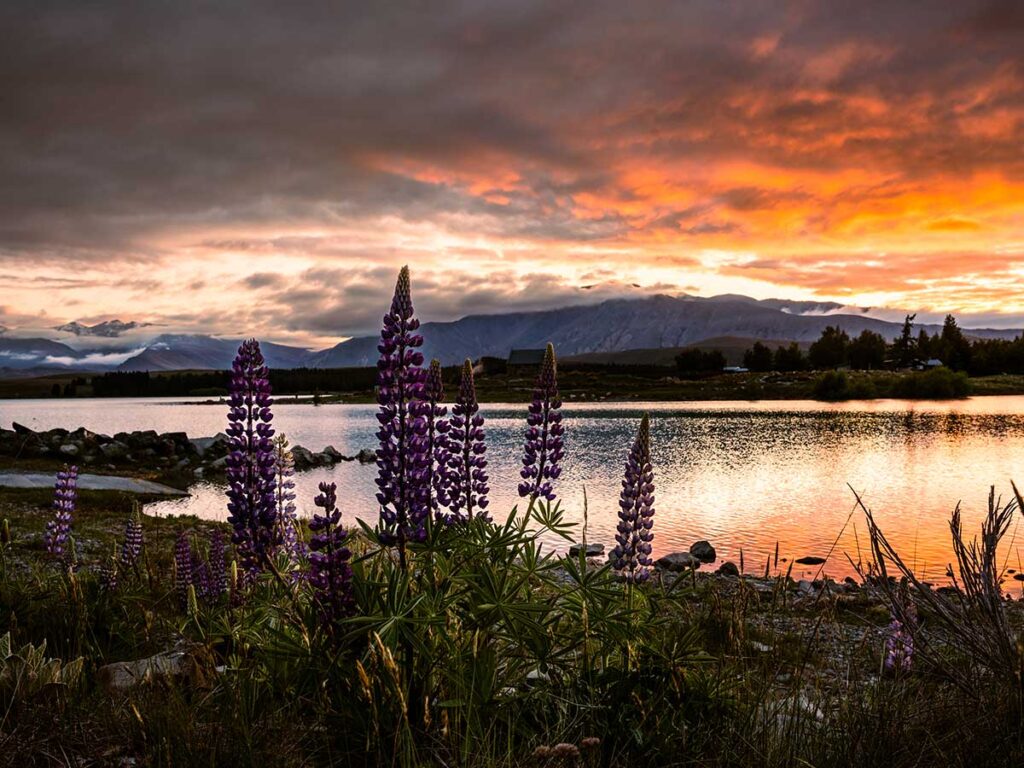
[743,341,774,372]
[892,314,917,367]
[939,314,971,370]
[848,330,887,370]
[808,326,850,369]
[773,342,807,372]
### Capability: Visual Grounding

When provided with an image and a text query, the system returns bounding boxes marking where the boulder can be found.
[356,448,376,464]
[795,556,827,566]
[717,561,739,577]
[99,441,131,461]
[690,540,716,563]
[568,543,604,558]
[292,446,316,471]
[11,422,32,435]
[97,647,213,694]
[59,443,81,457]
[191,433,228,458]
[322,445,344,462]
[656,552,701,571]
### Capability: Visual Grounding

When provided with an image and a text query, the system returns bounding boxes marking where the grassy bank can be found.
[3,486,1024,766]
[5,367,1023,405]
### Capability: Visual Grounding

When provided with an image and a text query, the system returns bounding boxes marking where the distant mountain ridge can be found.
[1,295,1021,376]
[311,294,1022,367]
[116,334,311,372]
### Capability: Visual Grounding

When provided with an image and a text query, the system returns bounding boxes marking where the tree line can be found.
[676,314,1024,376]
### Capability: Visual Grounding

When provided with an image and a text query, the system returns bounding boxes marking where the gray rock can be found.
[100,441,131,461]
[322,445,344,462]
[656,552,701,571]
[568,543,604,558]
[690,540,717,563]
[190,433,229,458]
[356,448,376,464]
[292,446,316,470]
[717,561,740,576]
[59,443,81,457]
[208,456,228,470]
[97,649,203,694]
[796,579,816,595]
[795,556,827,566]
[11,422,32,435]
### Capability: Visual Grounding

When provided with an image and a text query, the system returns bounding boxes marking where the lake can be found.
[5,395,1024,582]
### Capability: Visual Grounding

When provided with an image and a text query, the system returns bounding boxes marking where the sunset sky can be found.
[1,1,1022,347]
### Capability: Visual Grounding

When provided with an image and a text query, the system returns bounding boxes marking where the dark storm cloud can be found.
[1,0,1021,262]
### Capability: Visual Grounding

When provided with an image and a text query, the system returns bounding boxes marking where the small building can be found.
[507,348,546,377]
[912,358,944,371]
[722,365,749,373]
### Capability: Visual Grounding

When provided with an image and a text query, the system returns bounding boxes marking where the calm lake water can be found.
[5,396,1024,582]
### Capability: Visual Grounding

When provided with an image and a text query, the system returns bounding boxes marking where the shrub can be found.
[812,370,849,400]
[891,367,970,399]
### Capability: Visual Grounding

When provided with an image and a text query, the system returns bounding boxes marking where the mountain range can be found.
[1,295,1020,377]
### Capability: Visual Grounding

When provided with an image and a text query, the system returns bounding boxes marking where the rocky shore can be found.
[0,423,374,475]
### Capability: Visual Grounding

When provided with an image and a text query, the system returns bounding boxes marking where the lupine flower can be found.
[518,344,564,502]
[191,547,213,603]
[884,600,917,674]
[226,338,278,573]
[120,508,144,571]
[272,434,304,564]
[208,529,228,600]
[444,359,490,522]
[44,465,78,563]
[375,266,431,552]
[611,415,655,582]
[99,545,118,592]
[423,359,451,520]
[174,532,194,611]
[308,482,355,625]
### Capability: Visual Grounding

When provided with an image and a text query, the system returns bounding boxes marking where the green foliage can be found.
[743,342,774,372]
[0,631,83,714]
[812,370,850,400]
[773,342,806,372]
[808,326,850,369]
[848,330,887,370]
[891,367,970,399]
[675,348,727,374]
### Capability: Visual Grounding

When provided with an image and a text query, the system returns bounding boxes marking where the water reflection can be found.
[4,396,1024,582]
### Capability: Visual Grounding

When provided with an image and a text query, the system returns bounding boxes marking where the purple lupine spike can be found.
[423,359,451,520]
[174,532,194,611]
[445,359,490,522]
[273,435,304,564]
[120,508,144,571]
[308,482,355,626]
[44,465,78,563]
[191,547,213,603]
[226,338,278,573]
[375,266,431,555]
[208,529,228,600]
[518,343,564,502]
[884,600,916,674]
[611,415,655,583]
[99,546,118,592]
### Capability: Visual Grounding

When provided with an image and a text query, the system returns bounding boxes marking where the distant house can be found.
[507,348,546,377]
[722,365,749,373]
[914,358,944,371]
